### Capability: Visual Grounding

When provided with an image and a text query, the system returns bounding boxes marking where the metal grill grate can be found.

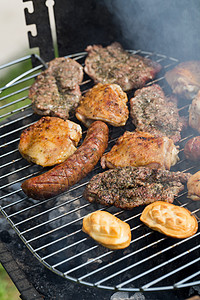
[0,51,200,292]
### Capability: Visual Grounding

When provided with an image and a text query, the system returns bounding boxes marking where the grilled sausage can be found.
[21,121,109,200]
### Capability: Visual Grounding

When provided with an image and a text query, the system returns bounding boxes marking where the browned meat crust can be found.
[29,57,84,120]
[165,61,200,100]
[21,121,109,200]
[84,42,162,91]
[130,84,185,143]
[84,166,191,210]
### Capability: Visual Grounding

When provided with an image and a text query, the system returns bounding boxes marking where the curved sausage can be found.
[21,121,109,200]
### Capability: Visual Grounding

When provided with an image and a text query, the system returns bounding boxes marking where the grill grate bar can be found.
[0,111,34,129]
[50,213,138,267]
[94,232,199,287]
[1,121,36,139]
[1,51,200,292]
[13,194,83,224]
[174,270,200,287]
[78,232,162,281]
[0,163,31,180]
[0,96,29,110]
[0,103,32,120]
[116,235,200,289]
[141,254,200,290]
[0,86,30,102]
[53,224,141,269]
[0,157,23,169]
[21,202,91,235]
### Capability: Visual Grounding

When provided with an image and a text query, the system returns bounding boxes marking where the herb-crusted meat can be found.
[29,57,83,120]
[130,84,185,143]
[84,166,191,210]
[84,42,162,91]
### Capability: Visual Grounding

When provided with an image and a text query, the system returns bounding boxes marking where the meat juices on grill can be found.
[84,167,191,210]
[130,84,185,143]
[84,42,162,91]
[29,57,84,120]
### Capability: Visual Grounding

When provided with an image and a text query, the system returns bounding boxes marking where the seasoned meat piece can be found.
[84,42,162,91]
[130,84,185,143]
[84,167,191,210]
[189,90,200,133]
[165,61,200,100]
[76,83,129,127]
[101,131,179,170]
[29,57,84,120]
[18,116,82,167]
[21,121,109,200]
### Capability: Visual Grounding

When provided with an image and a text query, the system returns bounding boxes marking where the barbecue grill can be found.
[1,1,200,299]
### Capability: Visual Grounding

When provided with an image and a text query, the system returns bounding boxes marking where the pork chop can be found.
[84,42,162,91]
[130,84,185,143]
[29,57,84,120]
[84,167,191,210]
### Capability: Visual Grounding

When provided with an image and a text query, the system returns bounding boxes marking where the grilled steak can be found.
[130,84,185,143]
[84,42,162,91]
[84,166,191,210]
[29,57,84,120]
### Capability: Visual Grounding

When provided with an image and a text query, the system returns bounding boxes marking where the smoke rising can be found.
[103,0,200,60]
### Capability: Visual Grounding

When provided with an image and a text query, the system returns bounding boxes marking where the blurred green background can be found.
[0,264,19,300]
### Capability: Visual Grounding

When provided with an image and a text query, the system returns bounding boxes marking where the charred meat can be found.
[130,84,185,143]
[84,166,191,210]
[84,42,161,91]
[29,57,84,120]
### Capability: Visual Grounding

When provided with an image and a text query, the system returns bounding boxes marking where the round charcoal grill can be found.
[0,50,200,293]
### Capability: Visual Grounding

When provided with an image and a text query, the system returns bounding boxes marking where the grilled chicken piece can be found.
[130,84,185,143]
[165,61,200,100]
[75,83,129,127]
[84,42,162,91]
[187,171,200,200]
[189,90,200,133]
[84,167,191,210]
[101,131,179,170]
[29,57,84,120]
[18,116,82,167]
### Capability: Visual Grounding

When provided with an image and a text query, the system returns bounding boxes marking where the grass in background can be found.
[0,58,36,299]
[0,57,41,122]
[0,264,20,300]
